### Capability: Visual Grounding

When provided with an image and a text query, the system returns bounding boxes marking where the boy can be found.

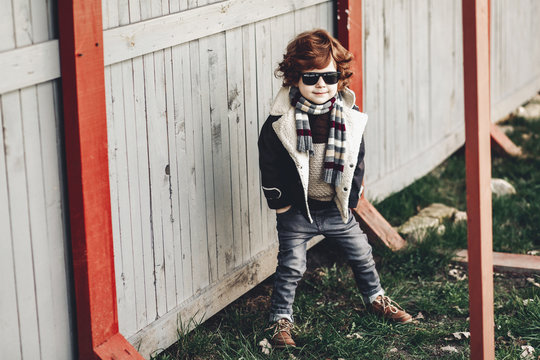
[258,29,412,348]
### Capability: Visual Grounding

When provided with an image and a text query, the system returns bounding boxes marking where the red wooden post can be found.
[57,0,144,358]
[337,0,363,110]
[461,0,495,358]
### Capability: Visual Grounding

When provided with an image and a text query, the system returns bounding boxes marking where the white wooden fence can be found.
[1,0,539,359]
[0,0,74,359]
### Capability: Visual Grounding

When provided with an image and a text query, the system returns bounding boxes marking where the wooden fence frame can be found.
[57,0,144,358]
[59,0,497,358]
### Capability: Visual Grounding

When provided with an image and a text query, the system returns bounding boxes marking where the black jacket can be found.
[258,87,367,223]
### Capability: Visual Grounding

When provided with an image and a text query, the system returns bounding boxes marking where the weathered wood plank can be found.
[132,54,157,325]
[20,85,57,360]
[171,42,194,301]
[207,32,235,277]
[0,98,22,359]
[155,49,178,312]
[0,0,15,51]
[120,59,147,332]
[142,52,168,316]
[2,91,41,360]
[163,46,185,305]
[103,0,328,65]
[409,0,429,153]
[254,18,273,256]
[152,49,177,311]
[198,36,219,283]
[0,41,61,95]
[110,62,138,336]
[188,39,211,291]
[225,27,249,267]
[13,0,32,46]
[37,81,74,359]
[363,0,384,184]
[241,23,261,261]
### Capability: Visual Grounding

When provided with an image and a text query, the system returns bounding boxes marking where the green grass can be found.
[153,115,540,359]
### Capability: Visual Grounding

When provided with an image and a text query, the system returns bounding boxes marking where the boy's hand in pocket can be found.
[276,205,292,214]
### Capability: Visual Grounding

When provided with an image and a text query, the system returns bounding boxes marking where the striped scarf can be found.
[290,87,346,186]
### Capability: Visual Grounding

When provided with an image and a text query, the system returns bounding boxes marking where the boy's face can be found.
[297,61,338,104]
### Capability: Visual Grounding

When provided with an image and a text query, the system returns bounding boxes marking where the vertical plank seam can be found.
[130,56,149,325]
[1,95,24,359]
[142,53,160,319]
[19,88,44,360]
[120,59,139,330]
[240,26,253,260]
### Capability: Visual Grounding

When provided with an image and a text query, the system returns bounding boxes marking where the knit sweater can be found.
[307,112,335,201]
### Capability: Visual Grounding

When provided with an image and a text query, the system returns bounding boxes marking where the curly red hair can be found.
[275,29,354,91]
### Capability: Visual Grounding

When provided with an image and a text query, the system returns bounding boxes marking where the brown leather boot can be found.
[268,318,296,348]
[371,295,413,323]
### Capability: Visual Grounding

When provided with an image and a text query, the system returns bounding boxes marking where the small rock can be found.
[454,211,467,223]
[437,224,446,235]
[389,348,398,353]
[491,178,516,197]
[523,299,534,306]
[418,203,458,221]
[526,250,539,256]
[520,345,535,359]
[515,106,528,118]
[441,345,459,353]
[397,216,440,241]
[523,103,540,121]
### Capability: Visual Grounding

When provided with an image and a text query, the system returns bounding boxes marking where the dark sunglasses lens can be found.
[323,73,340,84]
[302,72,340,85]
[302,74,319,85]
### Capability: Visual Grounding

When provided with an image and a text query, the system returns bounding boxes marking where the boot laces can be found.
[266,318,294,337]
[378,295,404,314]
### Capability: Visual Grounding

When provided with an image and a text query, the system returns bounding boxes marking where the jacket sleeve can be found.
[258,116,292,209]
[348,134,365,209]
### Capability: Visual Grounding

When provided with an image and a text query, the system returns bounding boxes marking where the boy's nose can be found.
[315,76,326,86]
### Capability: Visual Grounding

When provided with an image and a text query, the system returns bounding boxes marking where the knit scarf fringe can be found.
[290,87,346,187]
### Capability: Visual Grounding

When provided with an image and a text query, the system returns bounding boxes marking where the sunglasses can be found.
[301,71,341,86]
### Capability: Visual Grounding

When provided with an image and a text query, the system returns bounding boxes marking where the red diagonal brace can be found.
[490,123,522,157]
[57,0,144,358]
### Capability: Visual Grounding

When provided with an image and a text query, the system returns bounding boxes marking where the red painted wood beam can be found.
[490,123,522,157]
[353,197,407,251]
[337,0,363,111]
[454,250,540,274]
[57,0,144,359]
[461,0,495,358]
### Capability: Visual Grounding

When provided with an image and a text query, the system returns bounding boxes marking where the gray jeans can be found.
[269,203,384,323]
